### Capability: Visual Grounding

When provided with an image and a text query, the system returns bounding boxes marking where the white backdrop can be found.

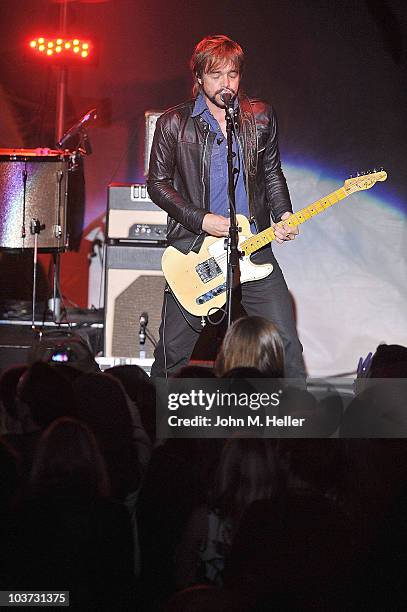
[277,165,407,377]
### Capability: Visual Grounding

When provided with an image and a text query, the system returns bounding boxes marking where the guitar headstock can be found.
[344,170,387,194]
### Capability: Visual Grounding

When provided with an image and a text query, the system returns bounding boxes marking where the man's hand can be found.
[272,211,299,244]
[202,213,230,237]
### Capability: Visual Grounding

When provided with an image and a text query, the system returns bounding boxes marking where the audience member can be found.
[14,417,136,607]
[215,316,285,378]
[0,365,28,433]
[72,372,149,500]
[1,362,76,483]
[137,437,223,608]
[225,493,355,609]
[105,364,157,444]
[30,417,109,500]
[367,343,407,378]
[17,361,75,429]
[175,438,282,588]
[173,365,216,378]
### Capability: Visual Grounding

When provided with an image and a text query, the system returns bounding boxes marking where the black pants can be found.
[150,247,306,379]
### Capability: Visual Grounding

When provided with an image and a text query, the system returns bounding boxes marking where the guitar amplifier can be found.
[107,183,167,244]
[104,243,166,359]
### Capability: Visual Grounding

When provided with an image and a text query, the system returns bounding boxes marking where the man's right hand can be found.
[202,213,230,237]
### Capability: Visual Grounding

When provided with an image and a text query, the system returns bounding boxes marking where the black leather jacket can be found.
[147,94,292,253]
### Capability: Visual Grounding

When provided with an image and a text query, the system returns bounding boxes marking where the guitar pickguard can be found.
[207,234,273,284]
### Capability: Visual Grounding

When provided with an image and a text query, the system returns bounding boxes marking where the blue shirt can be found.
[191,93,250,222]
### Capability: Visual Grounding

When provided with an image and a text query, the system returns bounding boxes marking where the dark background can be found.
[0,0,405,219]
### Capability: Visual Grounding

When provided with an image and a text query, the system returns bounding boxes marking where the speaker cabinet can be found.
[104,244,166,359]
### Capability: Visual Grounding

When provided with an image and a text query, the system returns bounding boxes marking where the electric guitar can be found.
[162,170,387,316]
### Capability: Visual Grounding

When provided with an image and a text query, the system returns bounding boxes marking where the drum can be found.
[0,148,71,250]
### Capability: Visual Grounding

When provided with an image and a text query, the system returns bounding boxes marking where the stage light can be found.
[47,49,53,55]
[28,37,93,60]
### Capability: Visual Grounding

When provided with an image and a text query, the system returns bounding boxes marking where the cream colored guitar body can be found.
[161,171,387,317]
[162,214,272,316]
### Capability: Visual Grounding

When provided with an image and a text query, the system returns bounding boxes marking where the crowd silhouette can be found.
[1,316,407,610]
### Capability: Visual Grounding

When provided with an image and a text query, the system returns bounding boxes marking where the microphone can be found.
[220,91,234,107]
[139,312,149,345]
[57,108,97,149]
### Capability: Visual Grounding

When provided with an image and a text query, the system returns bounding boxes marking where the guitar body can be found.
[162,214,273,316]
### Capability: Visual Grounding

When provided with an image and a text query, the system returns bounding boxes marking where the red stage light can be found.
[28,37,93,60]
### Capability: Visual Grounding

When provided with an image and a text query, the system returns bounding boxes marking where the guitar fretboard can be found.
[241,186,348,255]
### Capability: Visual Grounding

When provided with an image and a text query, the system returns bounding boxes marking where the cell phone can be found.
[50,349,69,362]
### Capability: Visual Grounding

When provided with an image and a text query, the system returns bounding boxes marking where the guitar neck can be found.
[242,186,349,255]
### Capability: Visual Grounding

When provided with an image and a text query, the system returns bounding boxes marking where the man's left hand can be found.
[272,211,299,244]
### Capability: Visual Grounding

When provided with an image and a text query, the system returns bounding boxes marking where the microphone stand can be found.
[224,102,241,329]
[56,108,97,150]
